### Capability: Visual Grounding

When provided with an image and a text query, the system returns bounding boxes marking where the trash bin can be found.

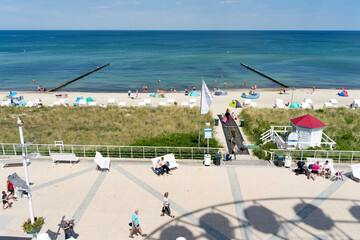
[276,154,284,167]
[284,156,292,168]
[214,118,219,126]
[214,155,221,166]
[204,154,211,166]
[240,119,245,127]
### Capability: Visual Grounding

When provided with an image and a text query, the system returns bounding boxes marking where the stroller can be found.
[331,171,344,181]
[294,161,308,176]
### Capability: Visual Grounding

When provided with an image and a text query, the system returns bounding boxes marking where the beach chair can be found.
[301,102,311,109]
[274,99,284,109]
[144,99,152,106]
[249,102,257,107]
[59,99,66,106]
[138,102,146,107]
[88,102,97,106]
[329,99,338,107]
[189,98,197,105]
[243,99,251,106]
[94,151,110,171]
[304,98,313,104]
[323,102,334,108]
[108,98,116,105]
[167,99,175,105]
[181,102,189,107]
[351,99,360,109]
[25,101,35,107]
[52,101,61,106]
[1,99,11,107]
[79,99,87,106]
[159,102,167,106]
[351,164,360,182]
[118,102,126,107]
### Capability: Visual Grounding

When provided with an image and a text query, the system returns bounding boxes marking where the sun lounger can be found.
[181,102,189,107]
[323,102,334,108]
[274,99,284,109]
[25,101,35,107]
[329,99,338,107]
[144,99,152,105]
[189,98,197,104]
[243,99,251,106]
[301,102,311,109]
[159,102,167,106]
[118,102,126,107]
[108,98,116,105]
[304,98,313,104]
[50,153,79,167]
[79,99,87,106]
[351,164,360,181]
[167,99,175,105]
[94,151,110,171]
[351,99,360,109]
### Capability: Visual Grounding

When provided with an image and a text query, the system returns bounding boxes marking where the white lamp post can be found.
[18,118,37,240]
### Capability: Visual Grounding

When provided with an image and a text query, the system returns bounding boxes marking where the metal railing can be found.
[269,149,360,164]
[0,143,222,160]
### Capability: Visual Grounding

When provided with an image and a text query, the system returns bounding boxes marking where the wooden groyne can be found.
[240,63,289,88]
[48,63,110,92]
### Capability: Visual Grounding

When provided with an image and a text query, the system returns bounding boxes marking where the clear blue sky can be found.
[1,0,359,30]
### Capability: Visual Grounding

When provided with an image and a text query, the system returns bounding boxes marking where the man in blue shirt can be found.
[129,209,147,238]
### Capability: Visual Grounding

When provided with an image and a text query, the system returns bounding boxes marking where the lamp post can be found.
[17,118,37,240]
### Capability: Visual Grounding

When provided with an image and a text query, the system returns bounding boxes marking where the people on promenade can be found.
[63,219,77,239]
[155,160,164,176]
[160,157,171,175]
[129,209,147,238]
[225,108,231,122]
[233,144,238,160]
[2,191,11,210]
[160,192,175,218]
[308,161,320,181]
[7,177,17,201]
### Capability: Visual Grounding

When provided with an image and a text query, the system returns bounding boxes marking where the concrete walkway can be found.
[0,161,359,240]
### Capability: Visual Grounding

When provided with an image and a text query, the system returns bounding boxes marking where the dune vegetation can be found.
[239,107,360,153]
[0,106,221,148]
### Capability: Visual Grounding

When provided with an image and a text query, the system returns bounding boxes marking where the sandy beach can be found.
[1,88,359,118]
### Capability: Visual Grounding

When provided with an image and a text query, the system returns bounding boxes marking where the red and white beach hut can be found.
[290,114,326,149]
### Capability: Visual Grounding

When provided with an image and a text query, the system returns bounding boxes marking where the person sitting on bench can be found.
[155,160,164,176]
[160,157,171,175]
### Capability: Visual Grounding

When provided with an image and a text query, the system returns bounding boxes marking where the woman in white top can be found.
[160,192,175,218]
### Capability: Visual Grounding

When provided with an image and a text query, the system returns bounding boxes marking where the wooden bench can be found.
[0,157,29,169]
[50,153,79,167]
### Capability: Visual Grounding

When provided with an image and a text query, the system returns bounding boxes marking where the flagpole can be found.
[198,77,203,148]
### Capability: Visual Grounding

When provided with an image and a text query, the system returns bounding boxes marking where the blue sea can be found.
[1,30,360,92]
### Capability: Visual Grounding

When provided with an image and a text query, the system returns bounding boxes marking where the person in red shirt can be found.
[7,177,17,201]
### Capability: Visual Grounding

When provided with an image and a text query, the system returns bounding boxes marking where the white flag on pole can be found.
[201,79,213,114]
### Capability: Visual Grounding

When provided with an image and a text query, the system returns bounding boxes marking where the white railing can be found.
[0,143,222,160]
[269,149,360,164]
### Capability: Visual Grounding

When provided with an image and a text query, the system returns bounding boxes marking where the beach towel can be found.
[222,117,227,123]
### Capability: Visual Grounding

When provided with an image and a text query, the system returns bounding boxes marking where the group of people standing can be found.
[2,177,16,210]
[129,192,175,238]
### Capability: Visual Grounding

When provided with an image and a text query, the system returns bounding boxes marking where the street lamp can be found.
[18,118,37,240]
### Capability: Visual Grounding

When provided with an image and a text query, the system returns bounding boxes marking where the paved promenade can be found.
[0,161,359,240]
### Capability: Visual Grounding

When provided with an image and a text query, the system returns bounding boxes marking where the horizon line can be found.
[1,29,360,31]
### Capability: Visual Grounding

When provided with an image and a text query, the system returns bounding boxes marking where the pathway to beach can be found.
[0,161,358,239]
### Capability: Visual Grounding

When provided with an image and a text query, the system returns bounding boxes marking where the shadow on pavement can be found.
[247,205,281,234]
[159,226,194,240]
[294,203,334,230]
[0,237,31,240]
[349,205,360,221]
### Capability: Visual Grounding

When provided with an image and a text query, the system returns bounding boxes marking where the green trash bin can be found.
[276,154,284,167]
[214,118,219,126]
[240,119,245,127]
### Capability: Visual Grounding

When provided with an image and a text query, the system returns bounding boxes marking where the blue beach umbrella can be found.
[189,91,200,97]
[9,92,17,98]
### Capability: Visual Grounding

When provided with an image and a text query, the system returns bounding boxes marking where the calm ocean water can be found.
[0,30,360,92]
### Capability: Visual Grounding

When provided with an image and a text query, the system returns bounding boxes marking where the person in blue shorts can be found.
[129,209,147,238]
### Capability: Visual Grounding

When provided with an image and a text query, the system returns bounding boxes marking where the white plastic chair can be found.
[167,99,175,105]
[352,99,360,109]
[323,102,334,108]
[144,99,152,105]
[118,102,126,107]
[108,98,116,105]
[351,163,360,181]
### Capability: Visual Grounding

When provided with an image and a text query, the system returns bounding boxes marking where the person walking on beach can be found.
[136,90,138,98]
[160,192,175,218]
[224,81,227,89]
[7,178,17,201]
[313,85,315,94]
[128,90,131,98]
[2,191,11,210]
[129,209,147,238]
